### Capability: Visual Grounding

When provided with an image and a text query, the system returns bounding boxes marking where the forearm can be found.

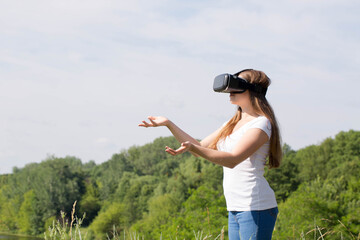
[165,128,268,167]
[189,144,243,168]
[166,121,201,146]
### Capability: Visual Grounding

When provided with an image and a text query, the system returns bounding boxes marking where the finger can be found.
[148,118,157,126]
[166,145,187,156]
[138,121,148,127]
[165,147,178,155]
[165,146,175,152]
[165,148,176,156]
[143,121,153,128]
[170,146,185,155]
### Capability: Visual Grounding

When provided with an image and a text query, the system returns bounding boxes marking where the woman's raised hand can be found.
[165,141,193,156]
[138,116,169,128]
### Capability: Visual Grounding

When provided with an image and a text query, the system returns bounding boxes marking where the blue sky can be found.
[1,0,359,174]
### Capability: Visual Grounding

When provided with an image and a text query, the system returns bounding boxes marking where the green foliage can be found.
[131,186,227,240]
[274,176,360,239]
[91,152,132,200]
[0,156,87,234]
[296,141,332,181]
[92,136,188,201]
[130,193,179,239]
[0,188,20,232]
[78,181,101,226]
[17,190,36,234]
[44,202,87,240]
[271,131,360,239]
[130,157,227,239]
[169,185,227,239]
[265,143,300,203]
[127,137,187,176]
[0,131,359,239]
[115,174,159,224]
[90,202,128,239]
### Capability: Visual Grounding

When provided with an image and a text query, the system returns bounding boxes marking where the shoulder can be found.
[248,116,272,138]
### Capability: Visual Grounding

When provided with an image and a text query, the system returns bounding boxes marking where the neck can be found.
[239,106,259,119]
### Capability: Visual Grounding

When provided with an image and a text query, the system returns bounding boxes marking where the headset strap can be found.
[233,69,268,96]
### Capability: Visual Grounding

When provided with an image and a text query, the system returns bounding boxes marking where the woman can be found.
[139,69,282,240]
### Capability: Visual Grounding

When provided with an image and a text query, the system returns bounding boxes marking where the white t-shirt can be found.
[217,116,277,211]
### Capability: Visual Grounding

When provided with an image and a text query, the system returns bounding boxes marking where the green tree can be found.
[130,193,179,239]
[17,190,37,234]
[0,188,20,232]
[78,180,101,226]
[117,175,159,224]
[90,202,129,239]
[265,143,300,202]
[92,152,132,200]
[127,136,189,176]
[274,177,359,239]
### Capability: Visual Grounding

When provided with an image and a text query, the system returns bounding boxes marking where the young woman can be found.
[139,69,282,240]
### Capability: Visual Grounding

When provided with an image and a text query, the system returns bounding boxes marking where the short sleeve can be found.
[249,116,272,139]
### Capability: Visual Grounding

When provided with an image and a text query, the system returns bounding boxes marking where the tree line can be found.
[0,130,359,239]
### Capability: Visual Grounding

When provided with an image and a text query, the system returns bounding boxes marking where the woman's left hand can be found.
[165,141,193,156]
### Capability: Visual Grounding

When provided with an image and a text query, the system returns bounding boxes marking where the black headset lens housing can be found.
[213,74,248,93]
[213,70,267,96]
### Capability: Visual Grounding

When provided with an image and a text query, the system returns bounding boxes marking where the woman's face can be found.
[229,90,250,106]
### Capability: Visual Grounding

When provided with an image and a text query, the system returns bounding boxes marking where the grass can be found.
[44,201,86,240]
[272,218,360,240]
[43,202,225,240]
[42,202,359,240]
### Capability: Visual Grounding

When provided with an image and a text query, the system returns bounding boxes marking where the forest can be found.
[0,130,359,239]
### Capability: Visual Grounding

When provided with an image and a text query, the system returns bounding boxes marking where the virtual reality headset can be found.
[213,70,267,96]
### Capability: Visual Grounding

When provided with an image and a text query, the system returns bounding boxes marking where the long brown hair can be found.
[209,69,282,168]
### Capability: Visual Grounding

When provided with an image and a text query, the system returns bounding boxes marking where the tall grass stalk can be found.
[44,201,86,240]
[303,220,360,240]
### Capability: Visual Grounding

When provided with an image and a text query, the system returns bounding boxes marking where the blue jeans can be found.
[228,207,278,240]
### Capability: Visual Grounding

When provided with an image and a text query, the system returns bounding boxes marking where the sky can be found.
[0,0,359,174]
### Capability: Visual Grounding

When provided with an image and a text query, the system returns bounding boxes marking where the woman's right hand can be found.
[138,116,169,128]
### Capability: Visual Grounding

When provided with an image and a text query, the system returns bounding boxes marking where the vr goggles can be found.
[213,70,267,96]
